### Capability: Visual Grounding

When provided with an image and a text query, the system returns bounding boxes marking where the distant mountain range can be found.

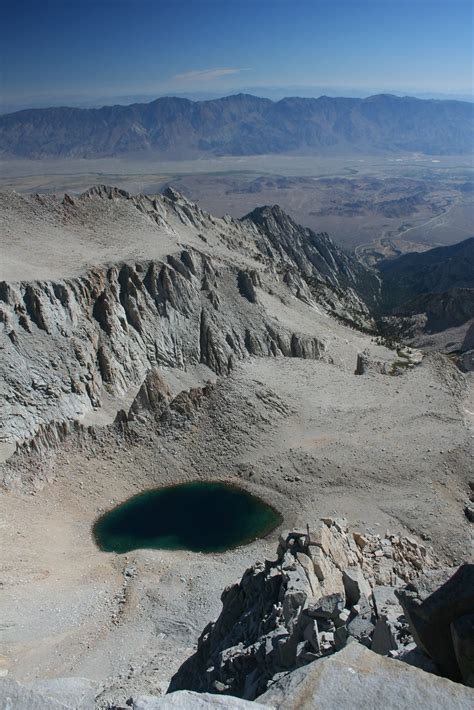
[0,93,472,159]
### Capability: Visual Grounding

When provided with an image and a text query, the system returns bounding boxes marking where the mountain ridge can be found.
[1,93,472,159]
[377,237,474,312]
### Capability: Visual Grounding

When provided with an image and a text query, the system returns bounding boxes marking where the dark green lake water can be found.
[92,481,281,553]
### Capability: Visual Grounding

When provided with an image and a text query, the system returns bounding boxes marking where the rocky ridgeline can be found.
[168,519,444,699]
[0,186,381,457]
[2,369,212,488]
[0,246,324,452]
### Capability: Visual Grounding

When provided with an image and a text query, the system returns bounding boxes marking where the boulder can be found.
[0,679,69,709]
[295,552,322,597]
[346,614,375,647]
[257,642,474,709]
[352,592,372,618]
[25,677,100,709]
[334,624,349,651]
[302,619,320,652]
[371,616,398,655]
[343,565,372,606]
[305,593,344,620]
[372,585,403,624]
[335,608,350,627]
[451,613,474,687]
[132,691,269,708]
[311,550,345,597]
[353,532,368,550]
[396,564,474,680]
[354,350,389,376]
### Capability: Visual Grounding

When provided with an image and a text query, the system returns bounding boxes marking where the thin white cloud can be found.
[172,67,250,82]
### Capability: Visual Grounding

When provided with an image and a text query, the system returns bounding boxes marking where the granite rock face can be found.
[0,187,379,465]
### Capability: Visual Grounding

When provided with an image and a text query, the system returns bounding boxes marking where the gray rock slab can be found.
[372,585,403,623]
[0,679,69,709]
[346,613,375,644]
[342,566,372,606]
[257,642,474,709]
[451,612,474,687]
[133,690,271,709]
[25,677,101,709]
[396,563,474,680]
[371,616,398,655]
[305,593,344,620]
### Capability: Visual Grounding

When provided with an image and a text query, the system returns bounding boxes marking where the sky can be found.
[1,0,473,111]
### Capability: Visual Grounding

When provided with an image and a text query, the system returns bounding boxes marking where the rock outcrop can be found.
[169,520,435,700]
[0,249,325,459]
[355,346,422,376]
[127,370,172,422]
[124,370,213,432]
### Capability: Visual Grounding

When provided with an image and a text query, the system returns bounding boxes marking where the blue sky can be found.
[1,0,472,109]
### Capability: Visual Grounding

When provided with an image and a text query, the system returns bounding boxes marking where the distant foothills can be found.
[0,93,472,160]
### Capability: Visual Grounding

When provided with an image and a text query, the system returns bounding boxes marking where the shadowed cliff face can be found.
[377,237,474,314]
[0,93,472,158]
[376,238,474,350]
[0,187,378,447]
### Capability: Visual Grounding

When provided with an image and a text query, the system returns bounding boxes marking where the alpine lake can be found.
[93,481,282,554]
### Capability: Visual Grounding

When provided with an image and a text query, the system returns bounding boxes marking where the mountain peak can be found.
[162,186,184,202]
[243,203,295,230]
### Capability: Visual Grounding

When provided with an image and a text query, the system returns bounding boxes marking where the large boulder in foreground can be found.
[396,564,474,682]
[0,679,70,709]
[257,642,474,710]
[132,690,267,708]
[0,676,102,709]
[452,612,474,687]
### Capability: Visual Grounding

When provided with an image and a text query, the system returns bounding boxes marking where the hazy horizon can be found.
[1,0,472,114]
[1,86,473,116]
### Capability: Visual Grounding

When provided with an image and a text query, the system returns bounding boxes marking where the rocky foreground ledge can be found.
[1,520,472,709]
[168,519,473,700]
